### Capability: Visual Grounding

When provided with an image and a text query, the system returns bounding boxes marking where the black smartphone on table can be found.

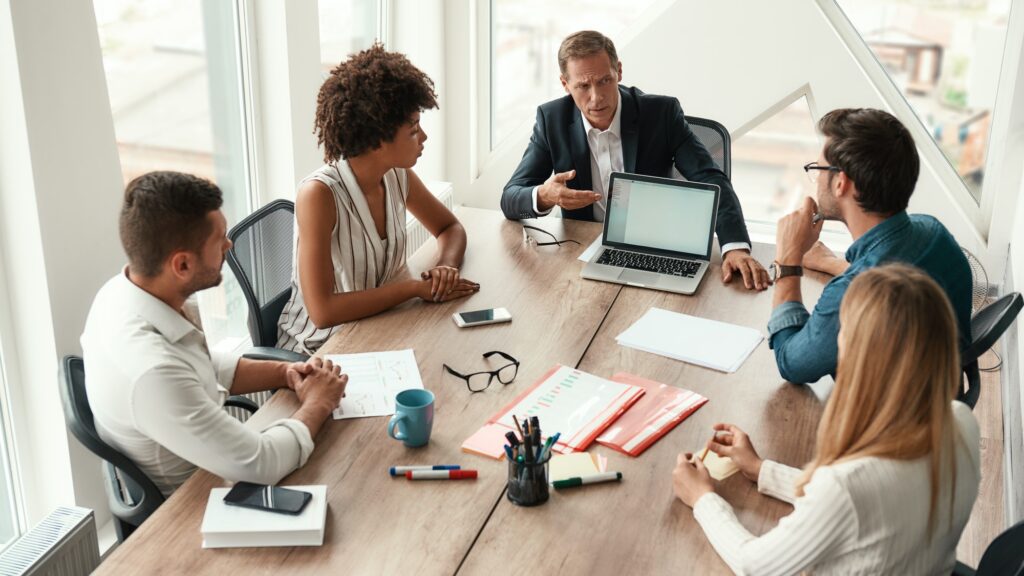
[223,482,312,515]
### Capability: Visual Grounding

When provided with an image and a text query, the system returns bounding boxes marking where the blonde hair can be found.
[797,264,960,538]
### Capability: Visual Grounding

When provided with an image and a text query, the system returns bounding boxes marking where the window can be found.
[731,95,850,241]
[836,0,1013,202]
[94,0,254,346]
[0,346,22,553]
[490,0,662,149]
[319,0,383,76]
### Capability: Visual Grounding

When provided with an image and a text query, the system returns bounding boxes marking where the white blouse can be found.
[693,401,980,575]
[277,159,409,354]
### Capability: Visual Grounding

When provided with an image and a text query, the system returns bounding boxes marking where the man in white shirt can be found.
[500,30,769,290]
[81,171,347,496]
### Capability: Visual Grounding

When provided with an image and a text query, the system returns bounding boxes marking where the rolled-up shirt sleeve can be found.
[768,277,847,384]
[211,346,245,390]
[132,360,312,486]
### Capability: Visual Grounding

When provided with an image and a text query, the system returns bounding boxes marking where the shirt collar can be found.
[845,211,911,263]
[114,267,202,343]
[580,91,622,138]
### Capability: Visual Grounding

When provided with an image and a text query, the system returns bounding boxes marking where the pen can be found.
[405,470,478,480]
[552,472,623,489]
[505,431,521,448]
[504,445,514,460]
[513,415,525,440]
[389,465,461,476]
[535,432,560,462]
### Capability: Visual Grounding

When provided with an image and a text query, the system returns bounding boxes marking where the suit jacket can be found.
[500,85,751,247]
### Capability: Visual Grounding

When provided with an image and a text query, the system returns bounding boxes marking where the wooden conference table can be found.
[97,207,828,575]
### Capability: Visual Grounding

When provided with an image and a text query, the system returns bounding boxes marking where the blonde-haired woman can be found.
[673,263,980,575]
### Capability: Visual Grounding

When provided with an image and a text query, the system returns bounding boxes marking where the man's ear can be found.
[167,251,193,281]
[616,61,623,81]
[560,75,569,94]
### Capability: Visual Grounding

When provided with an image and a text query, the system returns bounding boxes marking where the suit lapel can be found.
[620,87,639,173]
[569,111,592,191]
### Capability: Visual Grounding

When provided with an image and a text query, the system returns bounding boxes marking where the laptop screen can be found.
[603,173,719,258]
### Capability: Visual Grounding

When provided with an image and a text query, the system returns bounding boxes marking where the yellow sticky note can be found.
[701,449,739,481]
[549,453,601,482]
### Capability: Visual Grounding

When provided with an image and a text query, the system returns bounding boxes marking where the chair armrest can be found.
[242,347,310,363]
[225,395,259,414]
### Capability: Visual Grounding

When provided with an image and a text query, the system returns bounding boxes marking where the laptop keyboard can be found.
[596,248,702,278]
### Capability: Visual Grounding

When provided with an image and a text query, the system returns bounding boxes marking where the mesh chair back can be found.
[59,356,165,540]
[226,200,296,348]
[686,116,731,179]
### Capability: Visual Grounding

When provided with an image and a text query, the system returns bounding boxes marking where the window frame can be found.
[0,247,27,552]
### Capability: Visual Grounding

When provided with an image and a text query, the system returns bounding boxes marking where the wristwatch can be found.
[769,261,803,282]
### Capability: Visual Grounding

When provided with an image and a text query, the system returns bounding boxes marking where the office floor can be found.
[957,347,1005,567]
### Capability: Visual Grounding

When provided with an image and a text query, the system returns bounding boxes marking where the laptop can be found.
[580,172,720,295]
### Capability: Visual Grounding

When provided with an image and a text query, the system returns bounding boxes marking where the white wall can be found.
[0,0,123,529]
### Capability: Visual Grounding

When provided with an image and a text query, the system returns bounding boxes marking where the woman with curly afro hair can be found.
[277,44,478,354]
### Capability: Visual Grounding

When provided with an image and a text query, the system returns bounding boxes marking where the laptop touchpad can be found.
[618,269,661,286]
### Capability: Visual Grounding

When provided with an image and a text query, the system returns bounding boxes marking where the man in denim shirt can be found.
[767,108,971,384]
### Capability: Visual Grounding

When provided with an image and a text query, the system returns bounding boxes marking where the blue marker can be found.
[389,465,461,476]
[504,445,515,460]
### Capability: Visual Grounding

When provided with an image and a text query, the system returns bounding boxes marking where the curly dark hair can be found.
[119,171,222,277]
[819,108,919,216]
[315,44,438,162]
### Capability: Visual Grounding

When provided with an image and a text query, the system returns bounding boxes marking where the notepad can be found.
[596,373,708,457]
[616,307,764,373]
[701,450,739,481]
[201,485,328,548]
[549,453,601,483]
[461,365,646,459]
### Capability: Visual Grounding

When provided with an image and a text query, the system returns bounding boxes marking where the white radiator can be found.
[0,507,99,576]
[406,181,455,259]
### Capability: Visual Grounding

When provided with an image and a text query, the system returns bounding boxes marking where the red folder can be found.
[595,373,708,457]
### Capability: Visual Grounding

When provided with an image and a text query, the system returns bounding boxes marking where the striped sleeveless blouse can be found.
[277,159,409,353]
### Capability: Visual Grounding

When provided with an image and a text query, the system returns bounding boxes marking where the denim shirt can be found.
[767,211,972,384]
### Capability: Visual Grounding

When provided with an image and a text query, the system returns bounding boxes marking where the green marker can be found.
[552,471,622,489]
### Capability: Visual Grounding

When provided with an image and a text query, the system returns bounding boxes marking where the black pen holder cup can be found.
[506,451,551,507]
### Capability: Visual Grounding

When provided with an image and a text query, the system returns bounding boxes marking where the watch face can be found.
[769,262,779,282]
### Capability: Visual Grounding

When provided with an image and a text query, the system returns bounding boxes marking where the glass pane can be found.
[319,0,380,76]
[94,0,252,345]
[0,347,21,552]
[732,96,850,239]
[836,0,1013,202]
[491,0,663,149]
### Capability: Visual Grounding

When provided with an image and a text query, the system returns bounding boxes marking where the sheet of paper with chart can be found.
[493,365,645,452]
[323,349,424,419]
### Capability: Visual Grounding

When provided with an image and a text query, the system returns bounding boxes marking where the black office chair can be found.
[686,115,731,179]
[953,519,1024,575]
[226,199,308,364]
[959,292,1023,408]
[60,355,257,542]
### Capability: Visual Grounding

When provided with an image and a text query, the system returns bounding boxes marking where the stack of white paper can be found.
[201,485,328,548]
[616,307,764,373]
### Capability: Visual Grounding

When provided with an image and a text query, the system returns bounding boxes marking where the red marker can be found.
[405,469,478,480]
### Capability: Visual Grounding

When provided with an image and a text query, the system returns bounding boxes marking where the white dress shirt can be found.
[532,94,749,254]
[81,269,314,496]
[692,401,980,575]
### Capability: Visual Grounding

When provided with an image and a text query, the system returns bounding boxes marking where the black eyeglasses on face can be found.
[803,162,841,184]
[443,351,520,393]
[522,225,581,247]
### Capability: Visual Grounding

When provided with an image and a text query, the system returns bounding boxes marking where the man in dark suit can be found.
[501,31,769,290]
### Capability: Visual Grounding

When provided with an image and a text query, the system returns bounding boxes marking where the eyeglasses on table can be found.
[443,350,520,393]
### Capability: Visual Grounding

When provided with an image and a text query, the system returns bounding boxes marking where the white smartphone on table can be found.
[452,307,512,328]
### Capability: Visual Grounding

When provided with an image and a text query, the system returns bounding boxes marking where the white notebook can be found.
[616,307,764,373]
[201,485,328,549]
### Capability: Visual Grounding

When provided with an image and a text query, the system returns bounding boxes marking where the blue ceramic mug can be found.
[387,389,435,447]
